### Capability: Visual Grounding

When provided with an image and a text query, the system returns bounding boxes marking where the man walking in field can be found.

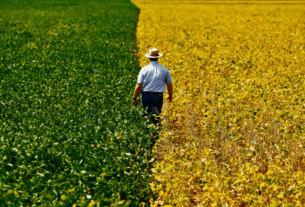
[132,48,173,126]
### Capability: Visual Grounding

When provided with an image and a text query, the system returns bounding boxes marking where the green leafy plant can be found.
[0,0,158,206]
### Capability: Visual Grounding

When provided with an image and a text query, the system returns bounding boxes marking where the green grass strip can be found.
[0,0,157,206]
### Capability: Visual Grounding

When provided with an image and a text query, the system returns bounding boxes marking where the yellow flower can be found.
[88,201,96,206]
[260,182,267,188]
[278,192,284,199]
[212,202,218,207]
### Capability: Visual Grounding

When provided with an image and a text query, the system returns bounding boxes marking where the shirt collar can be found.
[149,61,159,66]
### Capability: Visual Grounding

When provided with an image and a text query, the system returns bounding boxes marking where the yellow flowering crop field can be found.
[132,0,305,206]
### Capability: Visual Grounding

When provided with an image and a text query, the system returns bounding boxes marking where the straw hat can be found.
[145,48,163,58]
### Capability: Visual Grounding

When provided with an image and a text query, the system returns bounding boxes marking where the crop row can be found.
[0,0,156,206]
[133,0,305,206]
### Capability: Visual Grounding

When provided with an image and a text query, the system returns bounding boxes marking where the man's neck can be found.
[150,60,158,65]
[149,58,158,62]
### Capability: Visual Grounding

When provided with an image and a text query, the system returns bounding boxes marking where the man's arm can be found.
[133,83,142,99]
[167,82,173,102]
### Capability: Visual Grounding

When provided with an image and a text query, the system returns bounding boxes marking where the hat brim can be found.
[145,53,163,58]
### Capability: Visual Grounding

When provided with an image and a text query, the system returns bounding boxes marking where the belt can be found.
[142,91,163,94]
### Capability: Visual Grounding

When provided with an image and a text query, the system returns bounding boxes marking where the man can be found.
[132,48,173,126]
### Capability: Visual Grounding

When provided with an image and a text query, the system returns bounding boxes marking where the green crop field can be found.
[0,0,157,206]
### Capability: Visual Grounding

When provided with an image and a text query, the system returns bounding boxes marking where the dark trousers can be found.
[141,92,163,125]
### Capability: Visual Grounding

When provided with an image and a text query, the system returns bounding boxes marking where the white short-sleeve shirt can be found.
[137,61,173,94]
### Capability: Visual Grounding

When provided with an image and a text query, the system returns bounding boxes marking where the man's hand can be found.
[133,99,138,107]
[167,96,172,103]
[132,83,142,107]
[166,83,173,103]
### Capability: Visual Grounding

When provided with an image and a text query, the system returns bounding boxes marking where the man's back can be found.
[137,61,172,93]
